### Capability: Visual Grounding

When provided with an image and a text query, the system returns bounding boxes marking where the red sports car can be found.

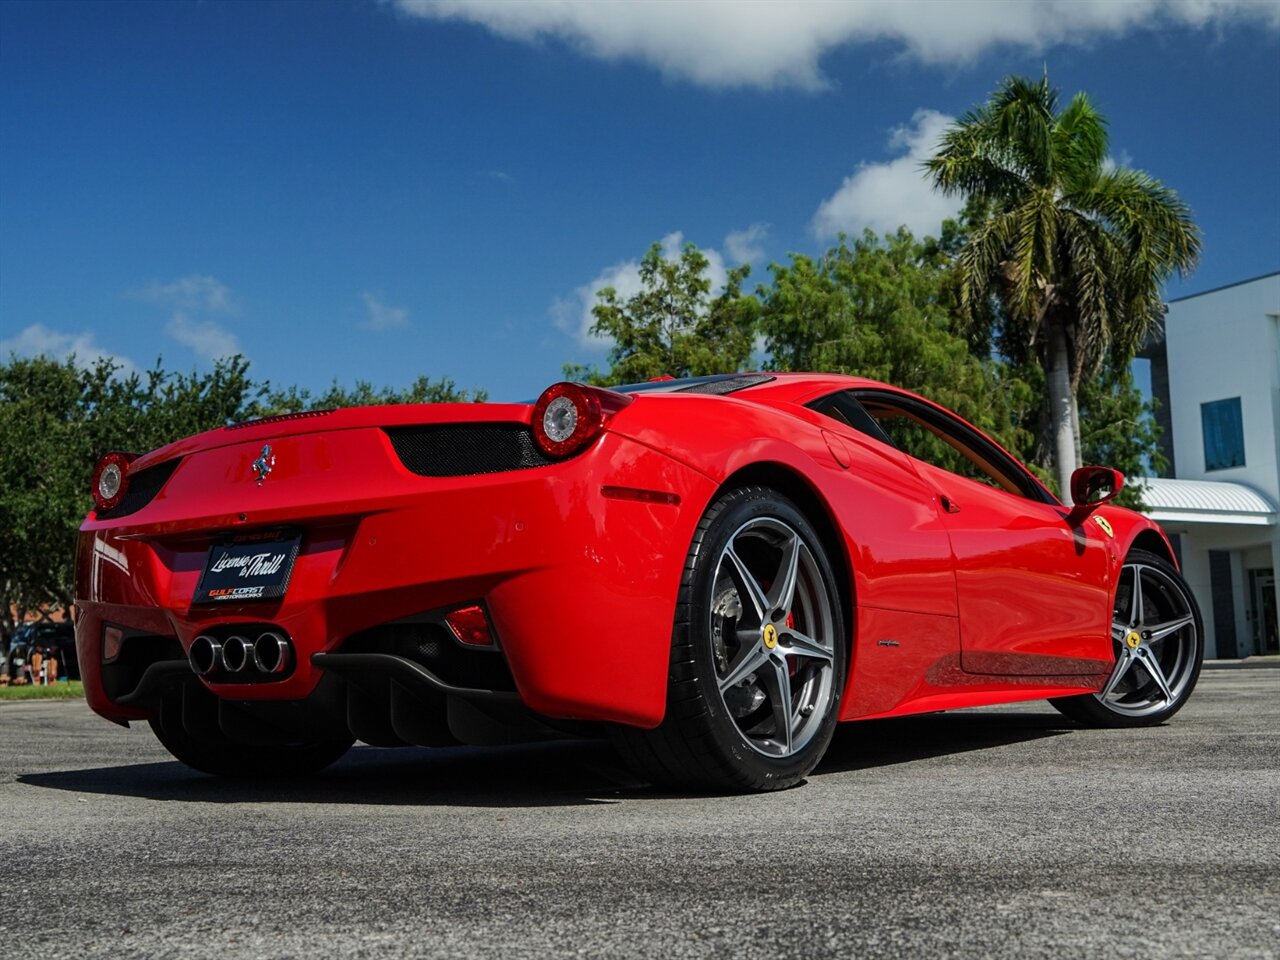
[75,373,1203,791]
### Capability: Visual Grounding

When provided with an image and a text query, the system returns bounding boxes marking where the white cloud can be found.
[392,0,1279,89]
[553,231,729,350]
[166,314,240,362]
[812,109,960,240]
[138,274,234,313]
[724,223,768,265]
[1103,149,1136,174]
[136,273,243,361]
[361,292,411,330]
[0,323,137,374]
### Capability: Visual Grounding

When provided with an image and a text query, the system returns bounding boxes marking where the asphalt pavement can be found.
[1,667,1276,959]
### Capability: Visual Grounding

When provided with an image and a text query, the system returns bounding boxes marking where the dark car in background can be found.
[4,622,79,682]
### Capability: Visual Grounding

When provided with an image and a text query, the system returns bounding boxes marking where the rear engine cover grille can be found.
[98,458,181,519]
[385,424,554,477]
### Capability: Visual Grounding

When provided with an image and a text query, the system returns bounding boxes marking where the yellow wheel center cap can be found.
[1125,631,1142,649]
[763,623,779,649]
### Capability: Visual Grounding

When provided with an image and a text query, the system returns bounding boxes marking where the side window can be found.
[870,409,976,478]
[858,395,1032,497]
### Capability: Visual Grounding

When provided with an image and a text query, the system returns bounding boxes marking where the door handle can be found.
[939,494,961,514]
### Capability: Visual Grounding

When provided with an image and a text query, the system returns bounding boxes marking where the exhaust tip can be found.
[253,631,293,674]
[189,635,223,675]
[222,635,253,673]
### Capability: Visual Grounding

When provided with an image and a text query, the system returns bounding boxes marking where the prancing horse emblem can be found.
[251,445,275,485]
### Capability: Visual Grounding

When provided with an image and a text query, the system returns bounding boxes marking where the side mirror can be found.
[1066,466,1124,525]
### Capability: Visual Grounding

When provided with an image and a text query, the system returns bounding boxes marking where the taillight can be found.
[530,382,632,458]
[91,452,138,513]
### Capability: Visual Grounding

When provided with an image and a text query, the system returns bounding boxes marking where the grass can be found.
[0,680,84,701]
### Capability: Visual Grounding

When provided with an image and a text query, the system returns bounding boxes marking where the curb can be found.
[1202,657,1280,670]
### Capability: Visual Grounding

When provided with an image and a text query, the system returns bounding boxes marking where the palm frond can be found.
[987,75,1056,186]
[1052,92,1109,189]
[956,209,1017,320]
[1081,168,1202,276]
[924,113,1027,201]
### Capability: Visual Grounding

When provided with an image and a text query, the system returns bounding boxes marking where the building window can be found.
[1201,397,1245,471]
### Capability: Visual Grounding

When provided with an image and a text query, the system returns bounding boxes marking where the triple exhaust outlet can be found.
[189,631,293,677]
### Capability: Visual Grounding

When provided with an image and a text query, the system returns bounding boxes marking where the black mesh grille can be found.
[676,374,774,395]
[225,410,332,431]
[385,424,554,477]
[98,458,181,519]
[609,373,776,396]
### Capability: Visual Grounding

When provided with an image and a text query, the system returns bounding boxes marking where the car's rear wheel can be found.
[614,486,847,792]
[1050,548,1203,727]
[149,707,354,778]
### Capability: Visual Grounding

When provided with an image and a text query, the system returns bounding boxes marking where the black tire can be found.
[149,713,354,778]
[1050,547,1204,727]
[614,486,847,792]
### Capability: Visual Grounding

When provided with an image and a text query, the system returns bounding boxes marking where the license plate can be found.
[193,530,301,604]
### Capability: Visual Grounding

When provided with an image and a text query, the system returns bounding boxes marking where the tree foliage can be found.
[256,375,485,415]
[565,241,759,385]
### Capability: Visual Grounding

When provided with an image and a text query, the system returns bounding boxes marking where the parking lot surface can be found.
[1,666,1276,959]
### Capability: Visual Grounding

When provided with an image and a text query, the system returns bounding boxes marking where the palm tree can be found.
[924,74,1200,496]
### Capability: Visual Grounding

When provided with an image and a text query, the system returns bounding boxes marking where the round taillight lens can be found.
[542,395,580,444]
[531,382,604,458]
[91,452,137,513]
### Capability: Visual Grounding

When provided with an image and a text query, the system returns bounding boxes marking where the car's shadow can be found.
[18,710,1077,806]
[816,710,1075,775]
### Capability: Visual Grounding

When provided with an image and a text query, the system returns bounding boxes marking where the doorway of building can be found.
[1249,569,1277,655]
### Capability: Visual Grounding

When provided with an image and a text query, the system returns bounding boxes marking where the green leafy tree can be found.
[0,355,261,635]
[924,73,1200,494]
[256,375,485,415]
[565,241,759,385]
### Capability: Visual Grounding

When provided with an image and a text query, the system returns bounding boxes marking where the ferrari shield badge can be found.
[1092,515,1113,538]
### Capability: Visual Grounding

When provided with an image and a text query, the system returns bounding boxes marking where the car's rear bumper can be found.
[75,428,716,731]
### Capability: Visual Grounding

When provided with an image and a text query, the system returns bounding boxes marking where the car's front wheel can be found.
[1051,548,1204,727]
[614,486,847,792]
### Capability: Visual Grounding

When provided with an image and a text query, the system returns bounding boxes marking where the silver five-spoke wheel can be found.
[1052,548,1203,727]
[710,517,837,758]
[612,486,847,791]
[1099,562,1199,716]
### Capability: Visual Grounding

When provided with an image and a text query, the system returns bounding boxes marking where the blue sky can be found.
[2,0,1278,402]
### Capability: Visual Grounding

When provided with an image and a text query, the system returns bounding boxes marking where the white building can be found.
[1139,271,1280,659]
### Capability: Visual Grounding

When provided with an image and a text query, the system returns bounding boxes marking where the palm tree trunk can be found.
[1070,391,1083,468]
[1047,320,1077,498]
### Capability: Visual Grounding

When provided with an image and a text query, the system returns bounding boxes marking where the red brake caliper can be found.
[786,611,797,675]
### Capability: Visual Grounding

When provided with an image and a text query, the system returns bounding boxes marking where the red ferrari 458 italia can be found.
[76,373,1203,791]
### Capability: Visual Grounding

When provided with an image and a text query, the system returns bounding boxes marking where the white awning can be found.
[1136,477,1277,526]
